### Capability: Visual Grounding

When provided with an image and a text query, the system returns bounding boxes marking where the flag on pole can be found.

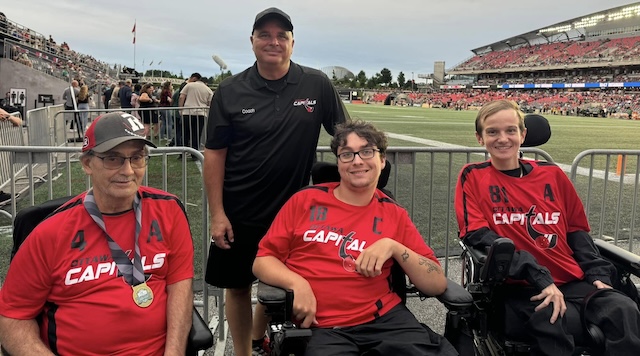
[149,60,154,66]
[158,60,162,65]
[132,21,136,44]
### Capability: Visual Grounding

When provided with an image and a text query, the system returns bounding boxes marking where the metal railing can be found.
[570,149,640,250]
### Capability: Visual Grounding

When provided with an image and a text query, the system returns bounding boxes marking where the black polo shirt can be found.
[206,61,350,227]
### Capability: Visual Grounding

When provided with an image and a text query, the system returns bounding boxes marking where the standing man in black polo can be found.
[203,7,350,356]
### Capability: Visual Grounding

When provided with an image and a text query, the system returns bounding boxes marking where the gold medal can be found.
[132,282,154,308]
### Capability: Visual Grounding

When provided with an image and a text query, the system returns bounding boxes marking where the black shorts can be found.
[304,304,458,356]
[204,222,268,288]
[141,110,159,124]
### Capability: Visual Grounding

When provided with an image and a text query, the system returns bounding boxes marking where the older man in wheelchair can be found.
[0,112,213,355]
[454,100,640,356]
[252,120,459,356]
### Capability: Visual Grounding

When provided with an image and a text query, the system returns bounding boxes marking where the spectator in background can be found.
[139,83,160,139]
[130,83,142,121]
[109,81,123,109]
[0,107,21,127]
[119,79,133,111]
[76,84,90,133]
[179,73,212,153]
[102,83,115,110]
[169,78,189,147]
[0,12,7,36]
[159,81,174,141]
[62,80,82,141]
[1,92,10,107]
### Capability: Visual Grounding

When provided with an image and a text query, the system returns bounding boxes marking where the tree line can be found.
[144,67,415,89]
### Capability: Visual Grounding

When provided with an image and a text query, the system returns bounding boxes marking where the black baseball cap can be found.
[83,112,156,153]
[253,7,293,32]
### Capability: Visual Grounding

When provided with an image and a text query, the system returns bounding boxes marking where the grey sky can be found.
[3,1,636,80]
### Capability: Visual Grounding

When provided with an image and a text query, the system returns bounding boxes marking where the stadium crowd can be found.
[456,36,640,71]
[369,89,640,119]
[0,12,119,90]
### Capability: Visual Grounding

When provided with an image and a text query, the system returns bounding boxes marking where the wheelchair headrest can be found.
[522,114,551,147]
[311,160,391,190]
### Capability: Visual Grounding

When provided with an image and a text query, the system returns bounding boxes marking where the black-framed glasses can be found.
[336,148,380,163]
[92,153,150,169]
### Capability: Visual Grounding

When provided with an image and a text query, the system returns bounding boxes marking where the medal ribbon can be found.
[83,189,145,286]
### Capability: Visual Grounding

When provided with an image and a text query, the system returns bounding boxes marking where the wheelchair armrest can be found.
[461,237,514,287]
[257,281,295,321]
[257,281,288,305]
[437,278,473,311]
[594,238,640,278]
[187,306,214,352]
[257,282,312,355]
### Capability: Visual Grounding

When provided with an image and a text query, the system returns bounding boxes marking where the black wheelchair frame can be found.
[455,237,640,356]
[5,195,213,356]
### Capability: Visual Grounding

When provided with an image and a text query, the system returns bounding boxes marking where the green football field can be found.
[324,104,640,166]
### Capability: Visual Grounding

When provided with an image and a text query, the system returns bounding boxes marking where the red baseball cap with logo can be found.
[82,111,156,153]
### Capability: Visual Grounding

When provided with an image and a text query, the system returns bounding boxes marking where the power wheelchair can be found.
[256,159,475,355]
[451,113,640,356]
[4,195,214,356]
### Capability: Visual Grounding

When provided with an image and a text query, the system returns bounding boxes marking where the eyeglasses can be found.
[336,148,380,163]
[92,153,149,169]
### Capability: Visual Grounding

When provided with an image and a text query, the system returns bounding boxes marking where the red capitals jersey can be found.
[455,160,589,286]
[0,187,194,355]
[257,182,439,328]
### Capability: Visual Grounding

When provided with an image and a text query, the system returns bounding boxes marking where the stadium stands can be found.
[454,36,640,72]
[0,12,121,93]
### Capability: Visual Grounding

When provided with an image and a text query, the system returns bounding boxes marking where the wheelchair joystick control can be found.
[480,238,515,284]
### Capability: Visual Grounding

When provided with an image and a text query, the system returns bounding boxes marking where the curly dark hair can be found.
[330,120,387,156]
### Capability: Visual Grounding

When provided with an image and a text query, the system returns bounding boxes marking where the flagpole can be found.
[132,19,137,70]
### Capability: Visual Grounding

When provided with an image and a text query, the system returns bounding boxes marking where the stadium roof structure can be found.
[320,66,355,80]
[471,2,640,55]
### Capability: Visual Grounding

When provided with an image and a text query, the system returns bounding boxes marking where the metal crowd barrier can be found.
[570,149,640,251]
[51,106,209,149]
[0,112,27,202]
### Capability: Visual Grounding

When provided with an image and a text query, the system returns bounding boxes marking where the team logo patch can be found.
[526,205,558,249]
[293,98,317,113]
